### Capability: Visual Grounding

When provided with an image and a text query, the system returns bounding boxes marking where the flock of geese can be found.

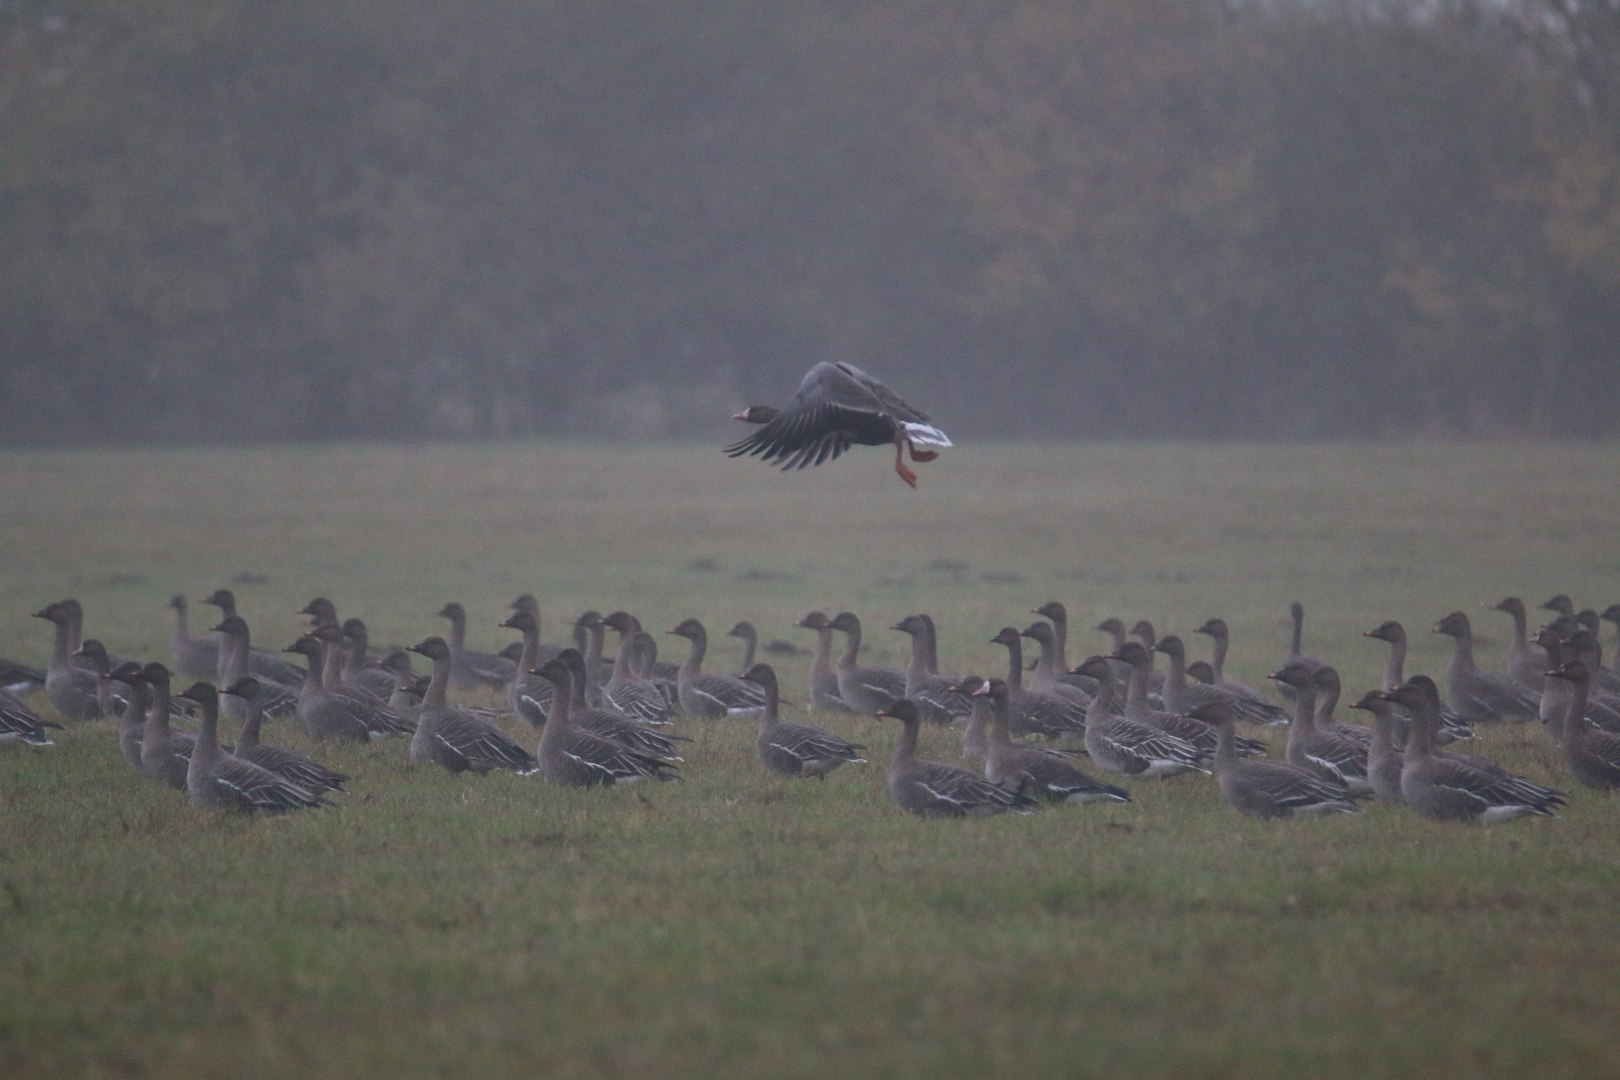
[4,589,1620,825]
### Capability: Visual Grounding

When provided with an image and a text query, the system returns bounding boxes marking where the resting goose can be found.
[1312,666,1372,748]
[1380,677,1564,822]
[727,622,759,674]
[599,611,676,724]
[175,683,327,811]
[71,639,119,719]
[531,659,679,786]
[976,679,1129,805]
[1069,656,1207,778]
[200,589,304,686]
[340,619,398,700]
[222,677,349,794]
[951,676,991,761]
[1490,597,1549,690]
[667,619,767,719]
[406,638,537,776]
[1275,602,1326,703]
[1153,633,1283,730]
[139,663,193,790]
[1547,661,1620,792]
[104,663,151,769]
[554,649,688,759]
[878,698,1036,816]
[500,609,555,727]
[168,595,220,681]
[32,600,101,721]
[1191,700,1361,819]
[284,635,410,742]
[1364,619,1474,745]
[742,663,866,780]
[1018,622,1093,711]
[724,361,951,488]
[0,656,45,693]
[893,614,970,723]
[1433,611,1541,724]
[1347,691,1405,804]
[1030,602,1101,696]
[1192,618,1287,720]
[212,616,299,723]
[435,602,517,691]
[797,612,853,713]
[0,685,60,746]
[1267,662,1372,795]
[1111,641,1263,757]
[828,612,907,716]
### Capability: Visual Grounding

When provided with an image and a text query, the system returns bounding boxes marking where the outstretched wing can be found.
[724,363,902,468]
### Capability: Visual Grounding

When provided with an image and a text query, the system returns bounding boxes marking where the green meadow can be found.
[1,441,1618,1078]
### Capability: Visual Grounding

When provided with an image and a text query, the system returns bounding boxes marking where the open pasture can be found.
[1,440,1618,1078]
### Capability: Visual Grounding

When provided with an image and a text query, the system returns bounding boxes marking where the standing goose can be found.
[139,663,193,791]
[213,616,299,723]
[990,627,1086,739]
[1151,635,1279,738]
[531,659,679,786]
[630,632,682,707]
[1019,622,1094,711]
[1561,630,1620,719]
[1190,700,1361,819]
[1542,594,1576,619]
[436,602,517,691]
[555,649,688,759]
[878,698,1036,816]
[168,595,220,681]
[175,683,327,811]
[828,612,908,716]
[1433,611,1541,724]
[1192,618,1288,720]
[200,589,304,686]
[599,612,677,724]
[1030,602,1101,696]
[406,638,537,776]
[1546,661,1620,792]
[724,361,952,488]
[1312,666,1372,749]
[975,679,1130,805]
[506,594,566,668]
[1379,677,1564,822]
[1364,619,1475,745]
[1069,656,1207,778]
[742,663,866,780]
[1275,602,1326,703]
[1268,662,1372,794]
[952,676,991,762]
[501,609,555,727]
[1347,691,1406,804]
[1490,597,1549,690]
[893,614,970,723]
[667,619,767,719]
[32,600,101,721]
[104,663,151,769]
[71,640,119,720]
[1111,641,1264,757]
[727,621,759,674]
[222,677,349,794]
[796,612,853,713]
[340,619,398,700]
[1186,660,1217,686]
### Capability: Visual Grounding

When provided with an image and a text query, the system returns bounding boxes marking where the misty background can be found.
[2,0,1618,446]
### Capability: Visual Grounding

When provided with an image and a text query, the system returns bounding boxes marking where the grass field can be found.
[1,440,1618,1078]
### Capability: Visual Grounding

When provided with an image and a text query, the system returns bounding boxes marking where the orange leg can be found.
[893,437,919,488]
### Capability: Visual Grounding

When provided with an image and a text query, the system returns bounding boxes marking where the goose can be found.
[990,627,1086,739]
[877,698,1036,816]
[1151,635,1281,735]
[306,623,397,711]
[667,619,767,719]
[951,676,991,761]
[0,656,45,693]
[1546,661,1620,792]
[1275,602,1325,703]
[1192,618,1288,720]
[724,361,951,488]
[1267,662,1372,795]
[1379,677,1564,822]
[212,616,299,723]
[200,589,304,686]
[283,635,410,742]
[436,602,517,691]
[406,638,537,776]
[598,612,676,724]
[103,663,151,768]
[0,684,60,745]
[298,596,340,630]
[1111,641,1265,757]
[1433,611,1541,723]
[797,612,853,713]
[71,639,119,719]
[1312,666,1372,748]
[340,619,398,700]
[175,683,327,811]
[168,595,220,681]
[1018,622,1093,711]
[1346,691,1405,804]
[1190,700,1361,819]
[506,594,565,668]
[975,679,1129,804]
[139,663,193,790]
[1030,602,1101,696]
[1490,597,1549,690]
[1095,617,1162,694]
[1069,656,1207,778]
[222,677,349,794]
[727,621,759,674]
[531,658,679,786]
[500,609,555,727]
[893,614,970,723]
[1186,660,1217,685]
[1363,619,1474,745]
[32,600,101,721]
[630,631,682,707]
[1542,594,1576,618]
[552,649,688,759]
[1561,630,1620,717]
[828,612,907,716]
[742,663,866,780]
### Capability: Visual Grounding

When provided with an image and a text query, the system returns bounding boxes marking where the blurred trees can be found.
[1,0,1616,443]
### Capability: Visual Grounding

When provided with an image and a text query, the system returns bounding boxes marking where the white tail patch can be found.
[902,422,952,448]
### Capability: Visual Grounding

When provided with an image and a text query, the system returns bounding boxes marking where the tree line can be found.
[2,0,1617,444]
